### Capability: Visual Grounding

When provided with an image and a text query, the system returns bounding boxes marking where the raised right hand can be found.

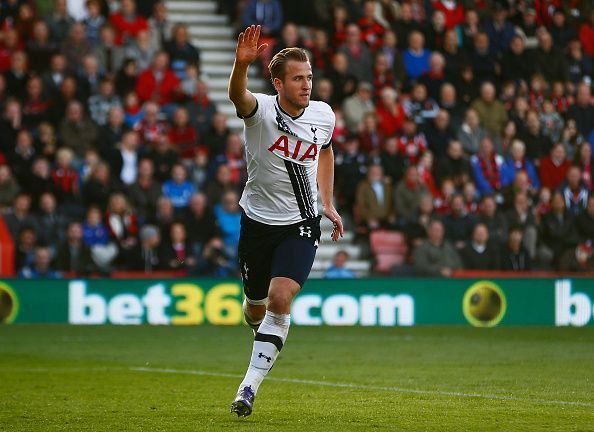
[235,25,268,66]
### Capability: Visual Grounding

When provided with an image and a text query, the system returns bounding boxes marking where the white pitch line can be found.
[130,367,594,408]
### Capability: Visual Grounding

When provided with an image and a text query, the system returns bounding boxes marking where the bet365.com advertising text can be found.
[0,278,593,327]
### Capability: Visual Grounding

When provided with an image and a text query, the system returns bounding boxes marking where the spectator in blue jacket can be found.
[470,137,512,199]
[162,163,196,213]
[214,189,241,263]
[242,0,283,38]
[483,4,516,57]
[502,139,540,190]
[324,250,356,279]
[19,245,62,279]
[403,31,431,84]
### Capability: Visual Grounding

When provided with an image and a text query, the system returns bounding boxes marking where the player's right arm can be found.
[228,25,268,117]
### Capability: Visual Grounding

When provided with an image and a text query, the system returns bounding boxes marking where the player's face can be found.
[277,60,312,111]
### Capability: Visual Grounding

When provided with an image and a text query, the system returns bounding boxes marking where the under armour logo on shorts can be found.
[299,225,312,237]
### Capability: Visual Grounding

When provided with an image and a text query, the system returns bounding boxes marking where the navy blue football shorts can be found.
[238,211,321,305]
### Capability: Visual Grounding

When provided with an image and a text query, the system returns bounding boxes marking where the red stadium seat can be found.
[369,230,408,274]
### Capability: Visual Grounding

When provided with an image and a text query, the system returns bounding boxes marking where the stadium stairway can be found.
[166,0,267,131]
[166,0,370,277]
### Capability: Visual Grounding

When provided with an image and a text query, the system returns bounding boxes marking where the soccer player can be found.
[228,25,343,417]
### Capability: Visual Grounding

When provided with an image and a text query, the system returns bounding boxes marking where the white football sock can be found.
[238,310,290,394]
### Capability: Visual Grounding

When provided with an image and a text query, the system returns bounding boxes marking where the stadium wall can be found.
[2,278,594,327]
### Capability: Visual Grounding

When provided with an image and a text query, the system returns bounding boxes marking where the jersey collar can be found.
[276,95,306,120]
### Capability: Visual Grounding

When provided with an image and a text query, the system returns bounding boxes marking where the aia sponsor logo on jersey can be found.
[268,135,318,162]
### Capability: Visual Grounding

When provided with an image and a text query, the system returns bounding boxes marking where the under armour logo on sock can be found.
[299,225,311,237]
[258,352,272,363]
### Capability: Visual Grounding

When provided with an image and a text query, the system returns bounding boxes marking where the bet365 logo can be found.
[555,280,594,326]
[69,281,242,325]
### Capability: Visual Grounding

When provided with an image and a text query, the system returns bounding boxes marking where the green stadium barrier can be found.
[0,278,593,327]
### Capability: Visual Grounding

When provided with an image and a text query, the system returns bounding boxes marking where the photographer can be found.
[192,237,234,277]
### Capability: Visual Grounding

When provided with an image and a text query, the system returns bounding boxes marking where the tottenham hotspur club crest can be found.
[311,126,318,143]
[299,225,312,237]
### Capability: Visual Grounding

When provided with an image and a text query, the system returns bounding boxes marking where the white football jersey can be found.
[239,93,335,225]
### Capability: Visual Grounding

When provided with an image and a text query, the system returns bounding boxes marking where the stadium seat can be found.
[369,230,408,274]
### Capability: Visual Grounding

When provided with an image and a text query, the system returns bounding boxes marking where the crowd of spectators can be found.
[0,0,243,278]
[232,0,594,275]
[1,0,593,278]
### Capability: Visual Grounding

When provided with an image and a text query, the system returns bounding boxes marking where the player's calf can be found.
[243,299,266,334]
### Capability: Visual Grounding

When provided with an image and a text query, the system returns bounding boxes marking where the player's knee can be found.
[267,289,294,313]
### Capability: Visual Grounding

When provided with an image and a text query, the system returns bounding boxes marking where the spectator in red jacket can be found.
[539,142,571,191]
[136,101,169,147]
[579,11,594,56]
[109,0,149,46]
[376,87,405,137]
[168,106,198,159]
[357,0,385,52]
[432,0,464,30]
[397,119,427,166]
[135,51,181,110]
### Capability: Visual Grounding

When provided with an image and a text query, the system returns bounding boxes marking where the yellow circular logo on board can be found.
[463,281,507,327]
[0,282,19,324]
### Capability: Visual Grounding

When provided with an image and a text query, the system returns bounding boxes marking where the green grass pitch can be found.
[0,325,593,431]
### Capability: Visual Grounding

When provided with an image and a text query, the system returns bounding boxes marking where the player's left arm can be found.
[318,145,344,241]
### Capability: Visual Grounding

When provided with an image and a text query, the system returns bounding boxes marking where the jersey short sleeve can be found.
[238,93,275,128]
